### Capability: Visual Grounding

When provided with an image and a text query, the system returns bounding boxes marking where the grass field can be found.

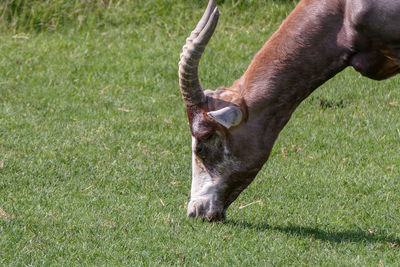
[1,0,399,265]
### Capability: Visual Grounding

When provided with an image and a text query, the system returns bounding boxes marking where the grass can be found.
[1,0,399,265]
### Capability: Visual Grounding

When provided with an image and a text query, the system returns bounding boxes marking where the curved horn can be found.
[179,0,220,106]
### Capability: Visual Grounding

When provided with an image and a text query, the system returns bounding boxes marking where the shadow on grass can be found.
[225,220,400,246]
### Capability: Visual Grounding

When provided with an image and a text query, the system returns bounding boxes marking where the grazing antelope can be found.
[178,0,400,221]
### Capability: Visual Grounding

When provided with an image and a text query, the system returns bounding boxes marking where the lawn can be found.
[0,0,399,265]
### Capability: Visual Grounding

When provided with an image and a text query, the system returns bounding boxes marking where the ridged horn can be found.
[179,0,220,106]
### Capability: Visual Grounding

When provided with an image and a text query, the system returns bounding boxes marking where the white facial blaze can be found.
[187,134,237,218]
[189,137,218,201]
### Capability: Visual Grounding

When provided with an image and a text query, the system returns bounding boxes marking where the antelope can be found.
[178,0,400,221]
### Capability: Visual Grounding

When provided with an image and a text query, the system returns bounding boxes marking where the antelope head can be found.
[179,0,273,221]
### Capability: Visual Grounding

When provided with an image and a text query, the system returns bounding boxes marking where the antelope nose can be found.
[187,200,204,218]
[188,210,196,218]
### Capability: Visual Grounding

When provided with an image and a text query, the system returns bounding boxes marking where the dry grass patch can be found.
[0,206,13,221]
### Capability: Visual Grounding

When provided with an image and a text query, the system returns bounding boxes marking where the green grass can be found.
[1,0,399,265]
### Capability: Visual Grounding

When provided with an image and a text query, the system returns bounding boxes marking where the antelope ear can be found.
[207,106,243,129]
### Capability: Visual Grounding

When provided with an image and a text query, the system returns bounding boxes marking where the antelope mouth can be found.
[187,198,226,222]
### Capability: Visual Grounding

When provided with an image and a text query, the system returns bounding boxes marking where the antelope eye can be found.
[195,143,206,158]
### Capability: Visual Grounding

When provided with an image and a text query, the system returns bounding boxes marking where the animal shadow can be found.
[226,220,400,246]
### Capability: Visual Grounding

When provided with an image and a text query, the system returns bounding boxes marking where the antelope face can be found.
[188,114,230,221]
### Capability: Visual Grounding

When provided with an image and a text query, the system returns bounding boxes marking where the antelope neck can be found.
[240,0,351,114]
